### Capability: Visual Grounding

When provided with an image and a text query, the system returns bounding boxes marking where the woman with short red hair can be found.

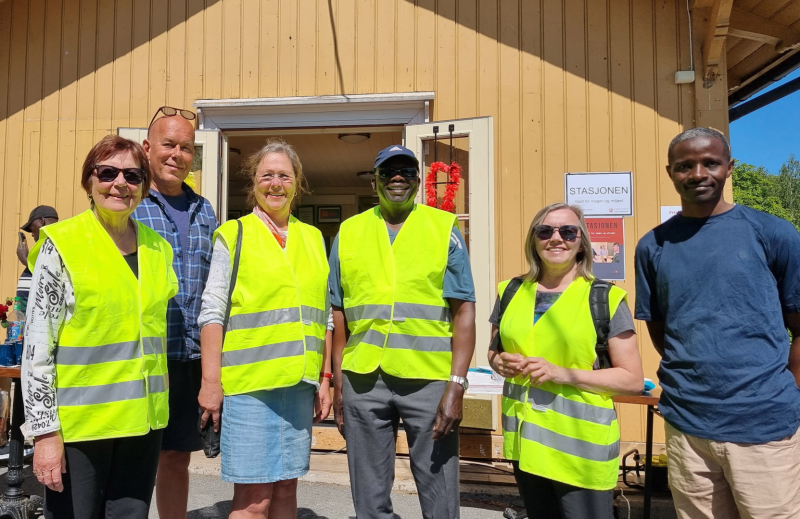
[22,135,178,518]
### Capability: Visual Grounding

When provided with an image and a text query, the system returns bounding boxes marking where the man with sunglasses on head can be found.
[329,145,476,519]
[635,127,800,519]
[132,106,217,519]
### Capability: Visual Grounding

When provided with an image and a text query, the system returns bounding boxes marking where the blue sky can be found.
[730,68,800,174]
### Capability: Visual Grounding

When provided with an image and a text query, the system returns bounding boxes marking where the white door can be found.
[117,127,224,218]
[403,117,495,367]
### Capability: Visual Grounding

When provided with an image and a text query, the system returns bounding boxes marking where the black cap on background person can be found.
[17,205,59,268]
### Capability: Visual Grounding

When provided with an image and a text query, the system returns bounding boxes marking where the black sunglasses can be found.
[93,165,146,185]
[376,167,418,180]
[535,225,580,242]
[148,106,196,128]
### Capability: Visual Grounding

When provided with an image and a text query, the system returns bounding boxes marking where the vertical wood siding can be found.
[0,0,702,444]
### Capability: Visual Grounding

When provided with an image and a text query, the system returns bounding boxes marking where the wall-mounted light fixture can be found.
[338,133,371,144]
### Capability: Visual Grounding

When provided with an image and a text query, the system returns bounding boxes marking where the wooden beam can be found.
[727,28,780,47]
[701,0,734,83]
[729,8,800,54]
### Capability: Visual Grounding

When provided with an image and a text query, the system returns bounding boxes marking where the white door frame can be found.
[194,92,433,131]
[192,92,434,221]
[404,117,496,367]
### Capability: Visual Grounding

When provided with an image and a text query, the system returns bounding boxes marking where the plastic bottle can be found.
[6,297,24,343]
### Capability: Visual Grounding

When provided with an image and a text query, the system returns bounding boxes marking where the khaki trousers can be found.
[665,421,800,519]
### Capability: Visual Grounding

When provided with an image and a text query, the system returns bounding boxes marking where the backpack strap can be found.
[222,219,243,344]
[489,276,525,352]
[589,279,613,369]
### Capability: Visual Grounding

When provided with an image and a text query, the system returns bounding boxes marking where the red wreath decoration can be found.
[425,161,462,213]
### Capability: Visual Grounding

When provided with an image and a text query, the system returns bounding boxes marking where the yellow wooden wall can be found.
[0,0,712,444]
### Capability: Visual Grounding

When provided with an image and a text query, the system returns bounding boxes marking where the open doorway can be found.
[225,128,403,251]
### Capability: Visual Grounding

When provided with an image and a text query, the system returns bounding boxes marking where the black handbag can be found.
[198,219,243,458]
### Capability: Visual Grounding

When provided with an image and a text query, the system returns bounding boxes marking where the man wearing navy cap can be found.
[329,144,476,518]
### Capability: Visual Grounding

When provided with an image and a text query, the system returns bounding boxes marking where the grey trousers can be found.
[342,369,460,519]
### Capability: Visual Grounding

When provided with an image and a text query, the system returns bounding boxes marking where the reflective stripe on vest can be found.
[520,422,620,463]
[338,205,456,380]
[497,276,626,491]
[31,210,178,442]
[503,381,617,426]
[214,214,329,395]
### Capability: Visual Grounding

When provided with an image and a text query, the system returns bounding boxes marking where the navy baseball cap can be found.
[374,145,419,169]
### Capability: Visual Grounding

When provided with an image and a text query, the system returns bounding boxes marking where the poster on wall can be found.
[565,172,633,216]
[660,205,682,224]
[586,217,625,281]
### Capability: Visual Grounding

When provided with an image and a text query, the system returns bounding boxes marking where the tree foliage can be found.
[732,158,799,228]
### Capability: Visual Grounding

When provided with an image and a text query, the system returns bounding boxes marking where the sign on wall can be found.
[660,205,682,224]
[586,217,625,281]
[565,172,633,216]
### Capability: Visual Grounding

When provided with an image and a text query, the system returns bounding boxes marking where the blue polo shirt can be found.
[635,205,800,443]
[328,225,475,307]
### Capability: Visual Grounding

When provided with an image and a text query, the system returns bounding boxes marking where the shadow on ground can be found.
[187,503,388,519]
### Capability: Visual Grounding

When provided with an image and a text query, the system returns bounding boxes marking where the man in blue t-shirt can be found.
[635,127,800,518]
[329,145,476,519]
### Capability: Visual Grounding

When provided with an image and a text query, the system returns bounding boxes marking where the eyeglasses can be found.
[259,173,295,184]
[148,106,196,128]
[376,167,418,180]
[93,165,146,185]
[535,225,580,242]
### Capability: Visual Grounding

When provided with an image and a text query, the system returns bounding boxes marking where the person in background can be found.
[16,205,59,312]
[330,144,476,519]
[133,106,217,519]
[635,127,800,518]
[198,139,331,519]
[489,202,643,519]
[22,135,178,518]
[610,243,621,263]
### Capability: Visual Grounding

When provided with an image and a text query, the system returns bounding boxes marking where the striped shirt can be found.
[133,184,217,361]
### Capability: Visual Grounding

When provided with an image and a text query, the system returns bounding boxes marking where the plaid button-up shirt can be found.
[133,184,217,361]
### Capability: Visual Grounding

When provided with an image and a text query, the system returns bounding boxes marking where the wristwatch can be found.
[449,375,469,391]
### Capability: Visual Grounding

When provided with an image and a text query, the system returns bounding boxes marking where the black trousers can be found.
[512,461,614,519]
[44,429,163,519]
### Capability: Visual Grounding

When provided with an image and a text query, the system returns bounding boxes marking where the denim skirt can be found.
[220,382,315,484]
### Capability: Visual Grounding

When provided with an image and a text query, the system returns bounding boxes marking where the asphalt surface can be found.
[149,473,509,519]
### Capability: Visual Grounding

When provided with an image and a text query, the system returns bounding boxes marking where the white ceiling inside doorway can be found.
[226,130,404,192]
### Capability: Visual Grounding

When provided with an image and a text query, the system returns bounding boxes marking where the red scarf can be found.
[253,205,288,249]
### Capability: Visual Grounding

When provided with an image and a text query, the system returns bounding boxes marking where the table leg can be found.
[643,404,654,519]
[0,377,43,518]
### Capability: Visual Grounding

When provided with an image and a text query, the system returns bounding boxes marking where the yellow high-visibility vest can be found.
[29,209,178,442]
[338,204,456,380]
[214,213,329,395]
[498,276,626,490]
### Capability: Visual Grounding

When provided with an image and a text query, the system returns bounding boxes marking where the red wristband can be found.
[320,372,333,380]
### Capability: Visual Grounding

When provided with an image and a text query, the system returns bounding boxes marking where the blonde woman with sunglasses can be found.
[488,202,643,519]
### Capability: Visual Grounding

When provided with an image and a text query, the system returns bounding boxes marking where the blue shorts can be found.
[220,382,315,484]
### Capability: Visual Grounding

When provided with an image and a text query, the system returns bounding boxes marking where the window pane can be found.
[422,136,470,216]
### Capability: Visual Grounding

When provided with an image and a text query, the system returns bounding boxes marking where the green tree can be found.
[732,161,791,222]
[773,154,800,228]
